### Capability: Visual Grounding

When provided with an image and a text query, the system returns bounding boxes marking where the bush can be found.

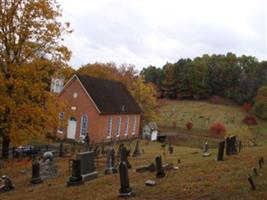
[210,122,226,136]
[243,102,252,112]
[186,122,193,130]
[243,115,257,125]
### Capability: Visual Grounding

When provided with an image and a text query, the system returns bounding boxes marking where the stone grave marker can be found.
[59,142,63,157]
[67,159,84,186]
[248,175,256,190]
[253,167,258,176]
[132,139,141,157]
[120,147,131,169]
[202,141,211,157]
[136,163,155,173]
[145,180,156,186]
[155,156,165,178]
[30,161,43,184]
[259,159,262,169]
[39,152,58,180]
[104,147,118,175]
[118,162,134,197]
[226,136,237,155]
[168,144,174,154]
[76,151,98,181]
[217,141,225,161]
[0,176,15,193]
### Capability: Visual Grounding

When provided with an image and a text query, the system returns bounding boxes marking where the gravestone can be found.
[248,175,256,190]
[59,142,63,157]
[39,152,58,180]
[253,167,258,176]
[132,140,141,157]
[145,180,156,186]
[259,159,262,169]
[168,144,174,154]
[118,162,134,197]
[136,163,155,173]
[155,156,165,178]
[117,143,124,157]
[202,141,211,157]
[30,161,43,184]
[104,147,118,175]
[0,176,15,193]
[217,141,225,161]
[226,136,237,155]
[120,147,131,169]
[67,159,84,186]
[76,151,98,181]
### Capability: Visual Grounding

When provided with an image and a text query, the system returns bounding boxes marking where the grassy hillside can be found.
[2,140,267,200]
[157,100,246,130]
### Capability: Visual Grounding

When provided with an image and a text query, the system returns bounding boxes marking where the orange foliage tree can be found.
[0,0,72,158]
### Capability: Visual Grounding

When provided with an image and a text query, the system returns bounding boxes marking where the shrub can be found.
[210,95,220,104]
[243,115,257,125]
[243,102,252,112]
[186,122,193,130]
[210,122,226,136]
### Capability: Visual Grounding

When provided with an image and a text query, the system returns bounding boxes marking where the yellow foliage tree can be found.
[0,0,72,158]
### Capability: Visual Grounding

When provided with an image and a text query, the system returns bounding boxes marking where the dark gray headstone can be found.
[168,145,174,154]
[67,159,84,186]
[248,175,256,190]
[155,156,165,178]
[136,163,155,173]
[253,167,258,176]
[30,161,43,184]
[217,141,225,161]
[120,147,131,169]
[104,147,117,175]
[76,151,98,181]
[59,142,63,157]
[118,162,134,197]
[132,140,141,157]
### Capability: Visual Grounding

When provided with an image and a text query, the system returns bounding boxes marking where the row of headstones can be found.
[217,135,240,161]
[248,157,265,190]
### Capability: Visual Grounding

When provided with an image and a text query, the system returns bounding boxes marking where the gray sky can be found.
[61,0,266,71]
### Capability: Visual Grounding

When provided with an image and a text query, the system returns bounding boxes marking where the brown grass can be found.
[1,140,267,200]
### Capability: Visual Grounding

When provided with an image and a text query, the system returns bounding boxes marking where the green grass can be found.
[157,100,247,131]
[2,140,267,200]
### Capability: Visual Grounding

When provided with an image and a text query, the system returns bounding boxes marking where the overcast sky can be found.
[60,0,266,71]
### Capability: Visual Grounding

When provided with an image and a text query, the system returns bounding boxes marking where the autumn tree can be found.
[77,62,158,123]
[0,0,71,159]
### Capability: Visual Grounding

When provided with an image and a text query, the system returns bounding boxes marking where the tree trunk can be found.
[2,135,10,159]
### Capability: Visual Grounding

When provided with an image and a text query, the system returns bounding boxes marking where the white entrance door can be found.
[67,117,77,139]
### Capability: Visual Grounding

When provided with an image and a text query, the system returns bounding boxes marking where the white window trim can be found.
[132,116,137,135]
[116,117,121,137]
[80,114,88,138]
[107,117,113,138]
[124,116,129,136]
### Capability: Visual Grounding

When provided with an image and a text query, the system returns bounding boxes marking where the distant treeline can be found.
[141,53,267,104]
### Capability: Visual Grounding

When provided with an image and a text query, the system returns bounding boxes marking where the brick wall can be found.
[57,77,141,143]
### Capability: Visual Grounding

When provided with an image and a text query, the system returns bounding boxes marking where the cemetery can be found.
[0,1,266,200]
[1,138,267,200]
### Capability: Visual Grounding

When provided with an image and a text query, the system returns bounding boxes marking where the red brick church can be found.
[55,74,142,143]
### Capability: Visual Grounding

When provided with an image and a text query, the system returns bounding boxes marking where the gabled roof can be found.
[73,74,142,114]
